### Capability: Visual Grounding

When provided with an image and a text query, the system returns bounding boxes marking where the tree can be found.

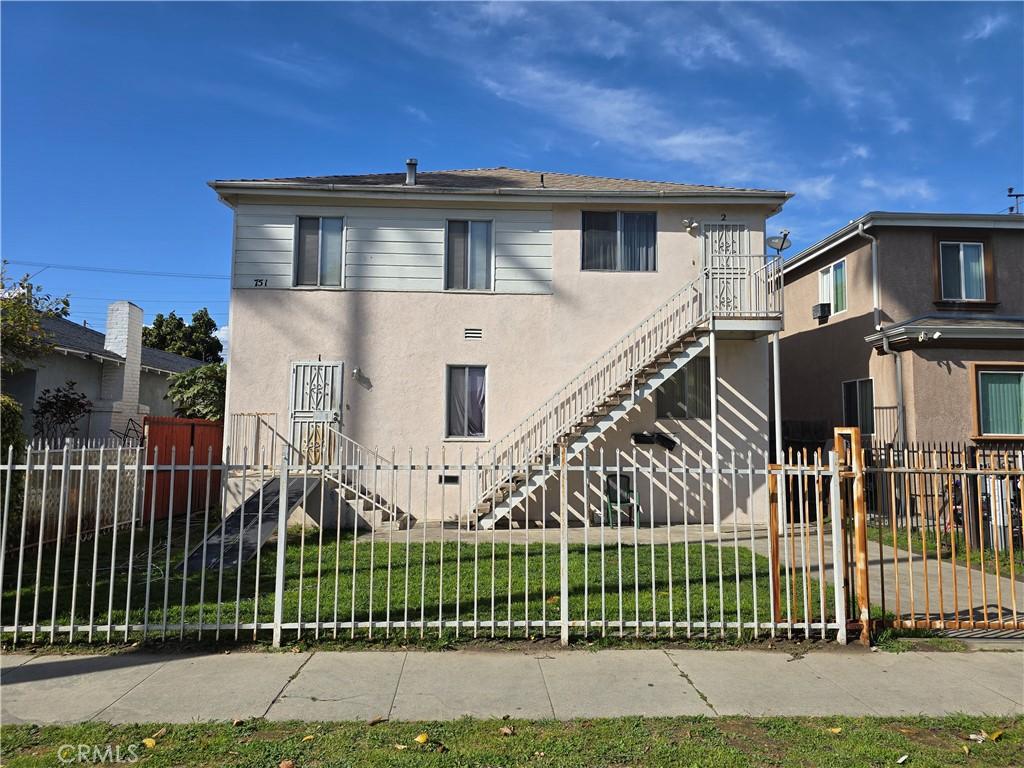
[143,308,223,363]
[167,363,226,421]
[32,380,92,443]
[0,263,71,381]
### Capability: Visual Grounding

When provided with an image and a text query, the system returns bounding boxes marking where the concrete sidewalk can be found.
[2,646,1021,725]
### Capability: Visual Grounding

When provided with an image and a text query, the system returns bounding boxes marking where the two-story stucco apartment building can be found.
[778,212,1024,449]
[211,162,789,527]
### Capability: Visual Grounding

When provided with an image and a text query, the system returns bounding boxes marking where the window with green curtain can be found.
[832,260,847,312]
[979,371,1024,435]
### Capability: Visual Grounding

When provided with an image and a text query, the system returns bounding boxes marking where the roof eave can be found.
[208,180,792,206]
[784,211,1024,276]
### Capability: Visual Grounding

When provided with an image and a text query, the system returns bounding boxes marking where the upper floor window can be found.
[819,259,847,313]
[582,211,656,272]
[842,378,874,435]
[977,368,1023,437]
[939,241,985,301]
[446,220,493,291]
[656,356,711,419]
[296,217,343,287]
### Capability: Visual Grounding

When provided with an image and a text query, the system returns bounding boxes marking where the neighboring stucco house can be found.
[778,212,1024,448]
[211,162,790,526]
[6,301,203,441]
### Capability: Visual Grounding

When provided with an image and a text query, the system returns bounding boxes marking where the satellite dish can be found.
[766,230,791,255]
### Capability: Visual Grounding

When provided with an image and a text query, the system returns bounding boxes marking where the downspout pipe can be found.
[858,222,880,331]
[880,331,907,446]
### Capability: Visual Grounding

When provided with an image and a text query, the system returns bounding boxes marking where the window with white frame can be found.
[582,211,657,271]
[295,217,343,287]
[842,378,874,435]
[819,259,847,313]
[656,356,711,419]
[445,220,493,290]
[977,369,1024,436]
[939,241,985,301]
[446,365,486,437]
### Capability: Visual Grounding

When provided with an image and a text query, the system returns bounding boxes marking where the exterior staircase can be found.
[474,256,782,529]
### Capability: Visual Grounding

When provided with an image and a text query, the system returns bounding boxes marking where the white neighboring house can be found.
[6,301,202,441]
[211,162,790,527]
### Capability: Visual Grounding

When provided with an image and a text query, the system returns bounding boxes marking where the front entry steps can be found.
[476,332,710,529]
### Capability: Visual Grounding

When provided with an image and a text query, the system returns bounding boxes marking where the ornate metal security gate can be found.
[702,222,752,315]
[289,361,343,465]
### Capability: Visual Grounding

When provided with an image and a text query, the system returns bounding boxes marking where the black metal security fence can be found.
[0,442,858,646]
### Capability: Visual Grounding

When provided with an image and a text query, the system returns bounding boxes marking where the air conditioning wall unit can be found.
[811,302,831,320]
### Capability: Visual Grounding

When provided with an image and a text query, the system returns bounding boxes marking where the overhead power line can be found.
[6,260,230,280]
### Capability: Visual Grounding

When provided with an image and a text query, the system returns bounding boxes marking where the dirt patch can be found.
[715,719,788,764]
[888,723,960,750]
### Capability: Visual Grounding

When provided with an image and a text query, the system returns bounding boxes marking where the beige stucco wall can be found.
[225,197,774,521]
[779,237,876,438]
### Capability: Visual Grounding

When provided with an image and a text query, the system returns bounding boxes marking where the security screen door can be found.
[289,361,343,465]
[702,222,751,314]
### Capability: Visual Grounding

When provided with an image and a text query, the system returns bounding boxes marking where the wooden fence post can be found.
[837,427,871,645]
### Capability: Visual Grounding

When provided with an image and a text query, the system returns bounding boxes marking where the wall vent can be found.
[464,328,483,340]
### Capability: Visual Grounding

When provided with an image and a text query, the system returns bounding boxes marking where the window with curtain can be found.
[842,379,874,435]
[295,217,343,287]
[582,211,657,271]
[447,365,486,437]
[978,370,1024,436]
[656,356,711,419]
[940,242,986,301]
[819,259,847,313]
[445,220,493,290]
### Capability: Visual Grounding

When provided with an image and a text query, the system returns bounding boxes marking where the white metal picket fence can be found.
[1,444,849,645]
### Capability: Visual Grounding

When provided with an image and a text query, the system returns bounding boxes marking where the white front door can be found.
[702,223,751,314]
[289,361,343,465]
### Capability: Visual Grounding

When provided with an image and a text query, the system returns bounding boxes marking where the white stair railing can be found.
[476,256,782,509]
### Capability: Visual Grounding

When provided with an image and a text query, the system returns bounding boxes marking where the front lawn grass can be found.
[2,716,1021,767]
[2,523,832,644]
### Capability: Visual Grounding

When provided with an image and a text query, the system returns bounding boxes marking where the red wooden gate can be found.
[143,416,223,521]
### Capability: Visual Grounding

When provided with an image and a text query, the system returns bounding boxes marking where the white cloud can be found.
[404,105,431,123]
[245,49,346,89]
[860,175,936,202]
[885,116,912,134]
[214,325,229,357]
[950,97,975,123]
[480,65,766,181]
[963,14,1009,42]
[662,25,744,69]
[790,175,835,202]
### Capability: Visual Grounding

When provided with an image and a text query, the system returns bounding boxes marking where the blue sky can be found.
[2,2,1021,337]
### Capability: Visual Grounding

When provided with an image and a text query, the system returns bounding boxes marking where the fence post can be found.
[767,466,781,626]
[559,441,569,647]
[272,457,288,648]
[836,428,870,645]
[828,450,848,644]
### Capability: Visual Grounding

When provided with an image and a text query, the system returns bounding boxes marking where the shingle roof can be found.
[211,167,789,197]
[41,315,204,375]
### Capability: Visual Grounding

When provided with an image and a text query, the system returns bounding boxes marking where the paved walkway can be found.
[2,646,1021,724]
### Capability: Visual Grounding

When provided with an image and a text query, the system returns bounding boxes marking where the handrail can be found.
[476,255,782,505]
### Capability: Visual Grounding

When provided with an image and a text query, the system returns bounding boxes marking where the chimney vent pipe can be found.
[405,158,418,186]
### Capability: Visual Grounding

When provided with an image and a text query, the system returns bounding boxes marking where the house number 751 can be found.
[252,278,267,287]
